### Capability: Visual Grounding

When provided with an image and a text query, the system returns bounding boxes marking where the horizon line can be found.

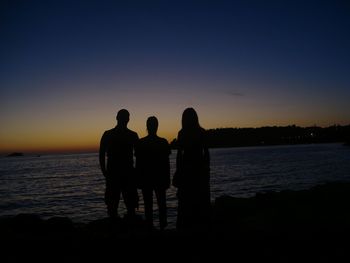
[1,123,349,155]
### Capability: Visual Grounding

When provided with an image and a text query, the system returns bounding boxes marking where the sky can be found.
[1,0,350,153]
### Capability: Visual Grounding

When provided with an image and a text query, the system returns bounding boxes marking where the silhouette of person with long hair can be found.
[99,109,139,221]
[173,108,211,231]
[136,116,171,230]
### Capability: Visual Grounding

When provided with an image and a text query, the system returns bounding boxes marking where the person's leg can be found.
[105,180,120,219]
[176,189,185,230]
[176,188,195,231]
[142,188,154,229]
[121,171,139,220]
[122,188,137,218]
[155,188,167,230]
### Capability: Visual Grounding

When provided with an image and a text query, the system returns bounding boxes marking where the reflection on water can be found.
[1,143,350,228]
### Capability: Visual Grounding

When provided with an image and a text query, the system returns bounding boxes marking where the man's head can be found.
[116,109,130,127]
[147,116,158,135]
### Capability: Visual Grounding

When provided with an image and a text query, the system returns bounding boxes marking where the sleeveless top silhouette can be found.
[176,127,210,187]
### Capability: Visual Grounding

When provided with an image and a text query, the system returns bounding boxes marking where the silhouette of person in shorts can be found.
[99,109,139,220]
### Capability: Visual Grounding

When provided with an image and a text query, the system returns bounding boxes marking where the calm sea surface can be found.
[1,143,350,228]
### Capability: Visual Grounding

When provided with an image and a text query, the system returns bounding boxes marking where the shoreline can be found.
[1,141,348,158]
[2,181,350,261]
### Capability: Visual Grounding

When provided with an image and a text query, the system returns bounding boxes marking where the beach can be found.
[2,182,350,262]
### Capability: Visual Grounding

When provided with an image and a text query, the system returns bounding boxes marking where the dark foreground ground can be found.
[2,182,350,262]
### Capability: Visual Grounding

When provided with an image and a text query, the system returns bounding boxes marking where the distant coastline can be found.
[171,124,350,149]
[2,125,349,155]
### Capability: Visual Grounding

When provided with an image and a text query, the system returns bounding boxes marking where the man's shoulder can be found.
[102,128,115,137]
[126,128,139,139]
[126,128,137,135]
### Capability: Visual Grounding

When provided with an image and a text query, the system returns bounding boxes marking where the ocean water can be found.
[1,143,350,228]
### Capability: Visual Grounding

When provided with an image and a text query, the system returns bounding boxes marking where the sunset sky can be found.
[1,0,350,153]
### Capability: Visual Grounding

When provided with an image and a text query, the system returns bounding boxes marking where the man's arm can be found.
[99,132,107,177]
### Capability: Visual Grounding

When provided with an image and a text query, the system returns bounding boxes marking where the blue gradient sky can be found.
[1,0,350,153]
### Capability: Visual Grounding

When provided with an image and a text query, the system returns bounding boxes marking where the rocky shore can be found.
[2,182,350,262]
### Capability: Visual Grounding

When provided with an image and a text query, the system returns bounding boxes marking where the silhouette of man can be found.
[136,116,171,230]
[99,109,139,220]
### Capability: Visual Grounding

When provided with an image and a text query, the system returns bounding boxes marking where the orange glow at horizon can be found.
[1,75,349,154]
[1,107,349,154]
